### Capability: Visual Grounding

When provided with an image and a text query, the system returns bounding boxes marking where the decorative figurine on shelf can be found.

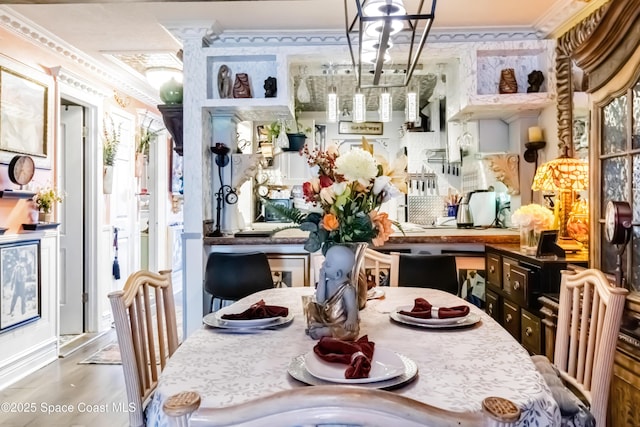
[499,68,518,94]
[527,70,545,93]
[305,245,359,341]
[217,65,233,99]
[264,76,277,98]
[233,73,252,98]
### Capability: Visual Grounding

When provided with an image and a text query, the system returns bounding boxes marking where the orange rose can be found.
[321,213,340,231]
[370,211,394,246]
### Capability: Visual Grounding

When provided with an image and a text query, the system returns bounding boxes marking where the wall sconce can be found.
[353,91,366,123]
[379,88,392,122]
[345,0,437,89]
[531,146,588,241]
[523,126,546,165]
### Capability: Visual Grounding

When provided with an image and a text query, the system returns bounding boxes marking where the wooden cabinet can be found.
[484,244,587,354]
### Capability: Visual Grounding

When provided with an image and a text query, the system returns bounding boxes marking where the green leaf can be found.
[300,221,318,232]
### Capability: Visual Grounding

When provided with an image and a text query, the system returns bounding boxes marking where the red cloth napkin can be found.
[399,298,470,319]
[220,299,288,320]
[313,335,375,379]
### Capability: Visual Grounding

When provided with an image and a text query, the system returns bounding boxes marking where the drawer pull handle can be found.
[525,327,533,337]
[506,273,511,281]
[489,266,495,273]
[513,281,520,290]
[506,314,512,323]
[488,303,493,315]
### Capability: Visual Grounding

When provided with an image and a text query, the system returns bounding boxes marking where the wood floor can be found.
[0,330,130,427]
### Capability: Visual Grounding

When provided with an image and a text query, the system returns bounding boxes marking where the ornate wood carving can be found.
[555,3,609,153]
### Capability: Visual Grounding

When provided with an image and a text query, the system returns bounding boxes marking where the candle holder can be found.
[211,143,238,237]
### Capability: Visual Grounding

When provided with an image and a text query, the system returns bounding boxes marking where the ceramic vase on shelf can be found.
[345,242,369,310]
[499,68,518,94]
[520,226,541,255]
[39,211,52,223]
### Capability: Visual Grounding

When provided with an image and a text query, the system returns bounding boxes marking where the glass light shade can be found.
[145,67,183,90]
[405,91,418,123]
[379,90,392,122]
[364,20,404,37]
[297,77,311,103]
[326,91,339,123]
[429,75,446,102]
[361,37,393,52]
[353,92,366,123]
[531,157,589,192]
[363,0,406,16]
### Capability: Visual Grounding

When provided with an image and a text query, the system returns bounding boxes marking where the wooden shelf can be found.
[158,104,183,156]
[450,93,555,121]
[21,222,60,231]
[0,190,36,199]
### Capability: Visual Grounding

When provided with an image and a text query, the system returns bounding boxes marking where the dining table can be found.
[145,286,560,426]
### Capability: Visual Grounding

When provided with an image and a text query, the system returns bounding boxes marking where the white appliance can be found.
[468,191,496,227]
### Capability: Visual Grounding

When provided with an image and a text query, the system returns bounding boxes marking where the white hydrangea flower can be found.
[334,148,378,187]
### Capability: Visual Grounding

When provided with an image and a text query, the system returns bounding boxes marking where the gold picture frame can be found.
[268,254,309,287]
[0,67,48,165]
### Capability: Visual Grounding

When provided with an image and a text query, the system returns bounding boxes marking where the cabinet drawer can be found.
[485,289,501,321]
[486,253,501,286]
[502,299,520,340]
[503,262,530,306]
[521,309,542,355]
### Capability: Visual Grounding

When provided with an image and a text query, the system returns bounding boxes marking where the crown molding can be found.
[533,0,604,38]
[48,66,110,99]
[0,6,160,107]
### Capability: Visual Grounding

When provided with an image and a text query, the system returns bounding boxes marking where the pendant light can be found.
[296,66,311,104]
[379,89,392,123]
[428,63,446,102]
[405,86,419,123]
[326,66,339,123]
[353,90,366,123]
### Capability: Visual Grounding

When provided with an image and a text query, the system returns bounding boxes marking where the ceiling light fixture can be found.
[405,87,418,123]
[326,66,339,123]
[379,88,392,122]
[428,63,447,102]
[145,67,183,90]
[353,91,366,123]
[345,0,437,89]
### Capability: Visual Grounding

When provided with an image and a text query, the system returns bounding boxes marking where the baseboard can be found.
[0,339,57,390]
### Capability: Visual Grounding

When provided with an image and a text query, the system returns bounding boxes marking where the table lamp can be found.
[531,146,588,246]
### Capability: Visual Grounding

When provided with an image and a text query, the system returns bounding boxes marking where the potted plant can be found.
[285,107,312,152]
[136,115,162,177]
[33,185,64,223]
[103,114,121,194]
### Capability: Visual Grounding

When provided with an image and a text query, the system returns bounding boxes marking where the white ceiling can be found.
[0,0,600,106]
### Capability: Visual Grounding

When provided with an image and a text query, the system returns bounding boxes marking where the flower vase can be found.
[346,242,369,310]
[134,152,145,178]
[103,165,114,194]
[520,226,541,255]
[39,211,52,223]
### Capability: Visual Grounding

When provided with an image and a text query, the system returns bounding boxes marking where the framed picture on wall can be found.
[268,254,309,288]
[0,67,48,160]
[0,240,41,332]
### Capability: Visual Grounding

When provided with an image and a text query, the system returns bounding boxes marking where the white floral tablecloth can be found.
[146,287,560,426]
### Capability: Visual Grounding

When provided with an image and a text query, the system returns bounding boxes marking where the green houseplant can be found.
[33,184,64,222]
[103,114,121,194]
[285,107,312,152]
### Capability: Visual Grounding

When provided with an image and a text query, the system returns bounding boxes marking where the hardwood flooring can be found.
[0,330,129,427]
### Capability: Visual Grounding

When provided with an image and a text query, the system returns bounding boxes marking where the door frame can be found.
[55,70,104,333]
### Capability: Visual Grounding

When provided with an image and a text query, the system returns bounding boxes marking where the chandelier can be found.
[344,0,437,89]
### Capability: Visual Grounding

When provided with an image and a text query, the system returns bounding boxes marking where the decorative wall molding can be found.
[534,0,600,38]
[48,66,110,99]
[0,7,159,107]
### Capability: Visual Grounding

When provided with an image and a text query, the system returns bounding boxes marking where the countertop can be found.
[203,222,519,246]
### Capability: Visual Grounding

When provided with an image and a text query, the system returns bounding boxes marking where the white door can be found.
[60,104,85,334]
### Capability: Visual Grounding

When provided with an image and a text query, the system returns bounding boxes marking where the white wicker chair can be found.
[108,269,179,427]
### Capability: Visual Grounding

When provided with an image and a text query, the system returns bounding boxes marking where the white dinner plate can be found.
[214,303,286,327]
[203,311,294,331]
[288,351,418,390]
[303,347,405,384]
[390,311,481,329]
[394,305,469,325]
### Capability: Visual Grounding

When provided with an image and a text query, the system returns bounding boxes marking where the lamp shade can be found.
[145,67,183,90]
[531,157,589,192]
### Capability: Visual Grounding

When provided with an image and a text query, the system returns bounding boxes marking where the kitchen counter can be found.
[203,223,519,246]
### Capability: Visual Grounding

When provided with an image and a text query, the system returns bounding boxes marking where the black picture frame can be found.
[0,240,41,332]
[536,230,564,258]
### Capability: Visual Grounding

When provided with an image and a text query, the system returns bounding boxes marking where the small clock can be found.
[605,200,632,245]
[8,155,35,187]
[257,185,269,197]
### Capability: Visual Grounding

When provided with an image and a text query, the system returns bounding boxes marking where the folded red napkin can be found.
[220,299,288,320]
[399,298,470,319]
[313,335,375,379]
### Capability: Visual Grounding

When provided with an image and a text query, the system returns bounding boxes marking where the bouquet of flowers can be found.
[511,203,554,231]
[272,138,407,254]
[33,185,64,214]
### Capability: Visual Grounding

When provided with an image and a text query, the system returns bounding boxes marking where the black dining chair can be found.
[204,252,274,312]
[389,253,460,296]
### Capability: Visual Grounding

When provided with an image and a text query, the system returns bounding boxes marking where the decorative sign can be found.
[338,121,383,135]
